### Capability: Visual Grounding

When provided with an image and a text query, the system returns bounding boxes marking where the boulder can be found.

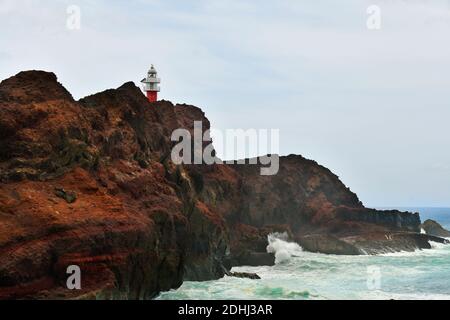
[421,219,450,238]
[228,272,261,280]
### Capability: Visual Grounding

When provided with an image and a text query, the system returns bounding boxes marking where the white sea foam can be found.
[266,232,303,264]
[159,214,450,300]
[378,240,450,257]
[361,290,450,300]
[159,240,450,300]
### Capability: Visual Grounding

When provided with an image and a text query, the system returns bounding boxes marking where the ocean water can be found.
[157,208,450,300]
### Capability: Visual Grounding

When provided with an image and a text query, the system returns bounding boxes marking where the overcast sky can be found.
[1,0,450,207]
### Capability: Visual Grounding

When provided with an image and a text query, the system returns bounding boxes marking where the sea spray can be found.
[159,239,450,300]
[266,232,303,264]
[159,211,450,300]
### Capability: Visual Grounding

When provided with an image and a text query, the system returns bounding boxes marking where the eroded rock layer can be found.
[0,71,446,299]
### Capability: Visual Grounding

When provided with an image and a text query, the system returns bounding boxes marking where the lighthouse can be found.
[141,65,161,102]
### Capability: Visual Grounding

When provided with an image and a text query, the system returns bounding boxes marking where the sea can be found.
[157,207,450,300]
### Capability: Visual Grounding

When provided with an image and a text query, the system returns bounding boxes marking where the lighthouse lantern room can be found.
[141,65,161,102]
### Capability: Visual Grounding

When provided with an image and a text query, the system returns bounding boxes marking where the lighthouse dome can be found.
[148,65,157,75]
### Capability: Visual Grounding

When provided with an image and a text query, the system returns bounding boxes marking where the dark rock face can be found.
[421,219,450,238]
[297,235,361,255]
[335,208,421,233]
[0,70,447,299]
[228,272,261,280]
[231,251,276,267]
[182,201,229,281]
[340,232,449,255]
[54,187,77,203]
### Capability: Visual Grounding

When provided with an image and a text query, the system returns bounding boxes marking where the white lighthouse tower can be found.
[141,65,161,102]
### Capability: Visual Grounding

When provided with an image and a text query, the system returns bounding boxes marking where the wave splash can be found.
[266,232,303,264]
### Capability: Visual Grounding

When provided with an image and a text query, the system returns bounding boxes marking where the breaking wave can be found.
[159,211,450,300]
[266,232,303,264]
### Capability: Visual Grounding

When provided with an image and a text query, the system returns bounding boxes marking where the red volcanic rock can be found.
[0,70,446,299]
[0,166,185,299]
[0,71,207,299]
[0,71,94,182]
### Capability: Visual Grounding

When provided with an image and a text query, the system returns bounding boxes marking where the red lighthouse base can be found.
[146,91,158,102]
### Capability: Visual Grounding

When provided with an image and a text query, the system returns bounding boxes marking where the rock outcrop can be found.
[0,70,447,299]
[421,219,450,238]
[0,71,220,299]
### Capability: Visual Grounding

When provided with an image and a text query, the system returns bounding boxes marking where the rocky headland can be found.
[421,219,450,238]
[0,71,447,299]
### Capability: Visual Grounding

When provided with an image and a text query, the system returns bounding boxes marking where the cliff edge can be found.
[0,71,447,299]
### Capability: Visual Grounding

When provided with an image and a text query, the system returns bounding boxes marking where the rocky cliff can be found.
[0,71,447,299]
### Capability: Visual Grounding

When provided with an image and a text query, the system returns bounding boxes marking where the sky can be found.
[1,0,450,207]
